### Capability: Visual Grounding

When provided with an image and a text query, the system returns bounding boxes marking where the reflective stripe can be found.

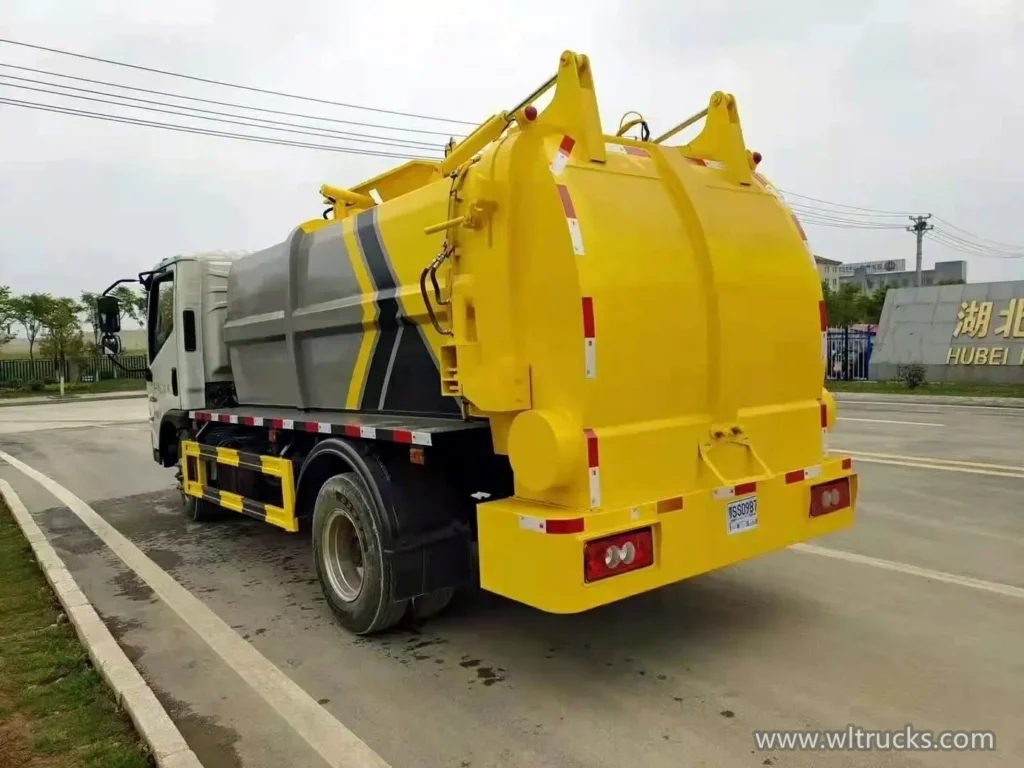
[605,143,650,158]
[786,465,822,484]
[685,157,725,169]
[550,135,575,175]
[584,428,601,508]
[518,515,585,534]
[556,184,585,255]
[190,412,433,447]
[714,481,757,500]
[582,297,596,379]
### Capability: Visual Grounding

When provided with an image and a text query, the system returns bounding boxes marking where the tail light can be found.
[809,478,851,518]
[584,527,654,583]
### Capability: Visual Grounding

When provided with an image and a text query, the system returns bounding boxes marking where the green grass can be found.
[828,380,1024,398]
[0,501,152,768]
[0,378,146,400]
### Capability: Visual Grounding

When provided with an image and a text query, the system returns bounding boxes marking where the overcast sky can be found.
[2,0,1023,300]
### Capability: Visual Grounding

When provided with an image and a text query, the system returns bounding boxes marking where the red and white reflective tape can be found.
[685,156,725,170]
[582,297,596,379]
[820,299,828,366]
[550,135,575,175]
[187,411,432,446]
[517,515,584,534]
[792,213,809,246]
[785,465,822,484]
[792,212,816,268]
[605,142,650,158]
[556,184,585,255]
[584,428,601,508]
[712,480,756,501]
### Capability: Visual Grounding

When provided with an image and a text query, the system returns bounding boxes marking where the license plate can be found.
[726,496,758,534]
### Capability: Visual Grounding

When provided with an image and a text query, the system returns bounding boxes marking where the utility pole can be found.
[907,214,934,287]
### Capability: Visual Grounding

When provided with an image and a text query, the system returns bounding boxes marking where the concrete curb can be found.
[833,392,1024,408]
[0,392,147,408]
[0,479,203,768]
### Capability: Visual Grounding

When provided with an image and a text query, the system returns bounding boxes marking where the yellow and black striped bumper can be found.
[180,441,297,532]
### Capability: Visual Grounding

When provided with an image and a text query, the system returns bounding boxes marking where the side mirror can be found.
[96,295,121,334]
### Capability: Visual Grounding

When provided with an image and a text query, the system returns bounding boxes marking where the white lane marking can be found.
[834,449,1024,474]
[0,449,391,768]
[838,417,944,427]
[838,456,1024,479]
[837,400,1024,413]
[791,543,1024,600]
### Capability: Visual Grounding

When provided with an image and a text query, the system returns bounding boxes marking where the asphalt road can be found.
[1,397,1021,768]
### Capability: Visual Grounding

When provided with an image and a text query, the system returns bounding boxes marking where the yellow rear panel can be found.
[309,51,854,611]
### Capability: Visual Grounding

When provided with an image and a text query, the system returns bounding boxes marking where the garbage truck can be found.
[96,50,857,635]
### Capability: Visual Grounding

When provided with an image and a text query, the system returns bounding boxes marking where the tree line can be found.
[0,285,146,364]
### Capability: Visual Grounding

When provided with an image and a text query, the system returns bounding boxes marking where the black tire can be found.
[312,473,407,635]
[176,465,222,522]
[410,587,455,621]
[182,492,222,522]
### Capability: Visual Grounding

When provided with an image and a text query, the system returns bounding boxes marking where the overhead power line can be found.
[0,97,435,160]
[0,78,445,152]
[0,62,465,138]
[0,37,477,126]
[931,226,1024,255]
[932,217,1024,251]
[777,189,915,217]
[778,188,1024,268]
[928,229,1024,259]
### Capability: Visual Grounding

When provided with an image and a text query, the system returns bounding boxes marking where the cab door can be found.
[147,267,181,455]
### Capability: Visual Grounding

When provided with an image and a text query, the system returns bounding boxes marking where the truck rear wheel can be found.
[182,492,221,522]
[176,467,221,522]
[312,473,407,635]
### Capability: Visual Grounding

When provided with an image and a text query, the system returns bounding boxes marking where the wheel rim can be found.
[322,508,365,602]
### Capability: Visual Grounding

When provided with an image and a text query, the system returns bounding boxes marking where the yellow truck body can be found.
[162,50,855,628]
[291,50,856,612]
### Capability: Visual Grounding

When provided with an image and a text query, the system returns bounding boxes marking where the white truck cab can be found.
[99,252,242,465]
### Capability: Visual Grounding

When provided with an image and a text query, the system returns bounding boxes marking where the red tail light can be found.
[809,478,851,518]
[584,527,654,583]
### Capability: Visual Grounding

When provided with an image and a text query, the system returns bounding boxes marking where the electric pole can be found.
[907,214,934,287]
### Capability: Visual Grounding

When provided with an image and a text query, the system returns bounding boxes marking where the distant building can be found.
[814,255,842,291]
[839,260,967,291]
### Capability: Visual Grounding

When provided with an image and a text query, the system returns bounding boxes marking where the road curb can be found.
[0,479,203,768]
[0,392,147,408]
[833,392,1024,408]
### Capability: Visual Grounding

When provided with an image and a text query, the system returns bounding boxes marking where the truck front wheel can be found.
[312,473,407,635]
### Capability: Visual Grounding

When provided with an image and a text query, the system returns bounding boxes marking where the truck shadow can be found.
[84,488,817,692]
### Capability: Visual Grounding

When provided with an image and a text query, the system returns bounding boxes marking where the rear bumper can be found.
[477,457,856,613]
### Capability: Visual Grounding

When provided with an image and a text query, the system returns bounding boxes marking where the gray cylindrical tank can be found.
[222,222,366,411]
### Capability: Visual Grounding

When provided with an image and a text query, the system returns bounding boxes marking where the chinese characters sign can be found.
[948,298,1024,365]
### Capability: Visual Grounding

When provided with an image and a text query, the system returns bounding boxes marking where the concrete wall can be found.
[871,281,1024,383]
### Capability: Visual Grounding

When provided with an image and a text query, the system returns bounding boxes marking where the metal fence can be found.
[80,354,148,381]
[0,354,148,383]
[826,328,874,381]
